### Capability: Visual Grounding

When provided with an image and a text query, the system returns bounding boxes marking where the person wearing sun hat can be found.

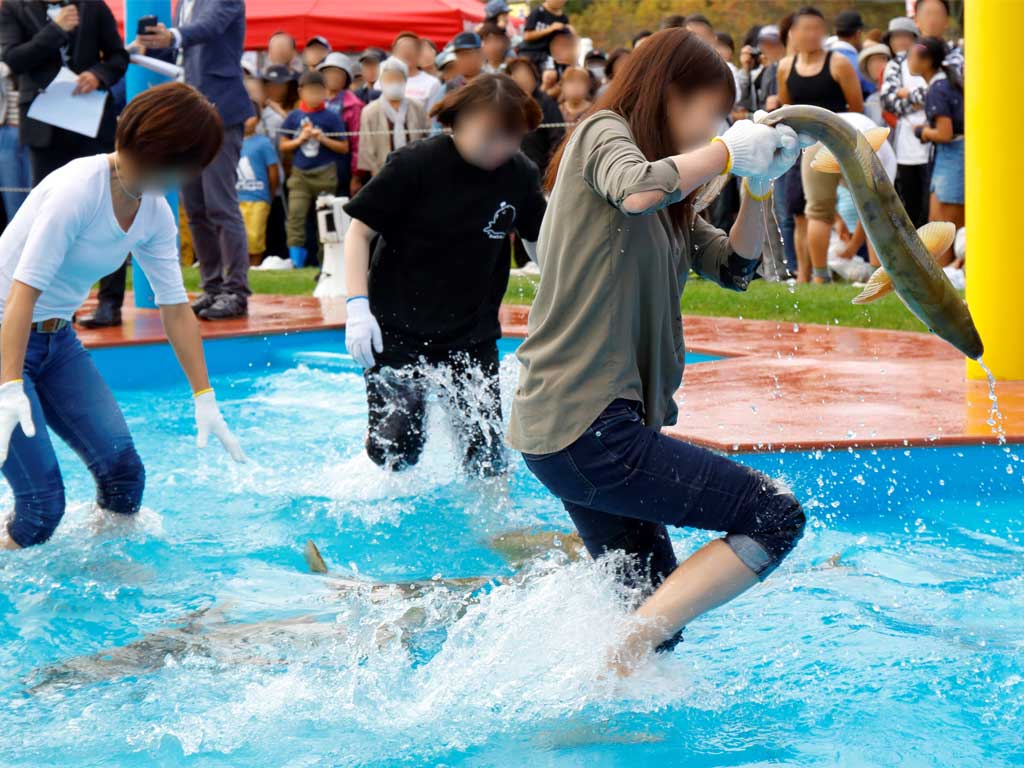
[879,17,930,227]
[858,43,892,125]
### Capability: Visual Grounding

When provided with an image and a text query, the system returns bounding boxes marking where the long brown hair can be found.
[544,28,735,230]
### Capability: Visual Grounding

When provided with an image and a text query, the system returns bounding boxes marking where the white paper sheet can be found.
[26,67,107,138]
[129,54,183,80]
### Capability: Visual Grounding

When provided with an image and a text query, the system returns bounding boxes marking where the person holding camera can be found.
[736,25,784,117]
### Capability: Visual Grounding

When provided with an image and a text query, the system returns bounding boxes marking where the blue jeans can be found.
[523,400,805,592]
[3,327,145,547]
[0,125,31,220]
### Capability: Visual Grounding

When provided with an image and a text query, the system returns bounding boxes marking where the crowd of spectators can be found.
[0,0,968,327]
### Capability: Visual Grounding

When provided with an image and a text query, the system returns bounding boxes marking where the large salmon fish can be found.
[758,105,983,360]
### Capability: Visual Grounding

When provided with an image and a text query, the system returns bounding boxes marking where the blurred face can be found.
[888,31,916,55]
[715,42,733,62]
[483,34,508,63]
[510,65,537,94]
[686,22,715,45]
[264,81,288,104]
[243,114,259,136]
[791,14,827,53]
[299,83,326,108]
[453,109,524,170]
[268,35,295,66]
[419,44,438,72]
[244,75,264,103]
[546,0,566,10]
[907,46,932,77]
[916,0,949,38]
[362,59,379,84]
[561,75,589,102]
[393,37,420,68]
[549,34,576,65]
[456,48,484,78]
[866,54,887,81]
[303,45,328,69]
[322,67,348,93]
[759,38,785,63]
[122,155,197,195]
[666,87,728,151]
[379,69,407,101]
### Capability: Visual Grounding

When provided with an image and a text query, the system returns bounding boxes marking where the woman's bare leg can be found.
[610,539,758,675]
[807,217,832,282]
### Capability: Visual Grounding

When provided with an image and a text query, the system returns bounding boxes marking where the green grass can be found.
[131,266,923,333]
[505,273,923,332]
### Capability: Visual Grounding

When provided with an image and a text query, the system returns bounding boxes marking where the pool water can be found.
[0,331,1021,767]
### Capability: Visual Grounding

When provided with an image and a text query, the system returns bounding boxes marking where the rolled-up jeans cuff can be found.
[723,533,775,580]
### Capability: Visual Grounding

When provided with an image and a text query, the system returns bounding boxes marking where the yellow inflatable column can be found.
[966,1,1024,381]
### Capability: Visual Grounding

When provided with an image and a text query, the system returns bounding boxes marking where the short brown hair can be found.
[430,73,541,134]
[116,82,223,171]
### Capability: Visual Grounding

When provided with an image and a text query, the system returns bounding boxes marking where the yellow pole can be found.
[966,0,1024,381]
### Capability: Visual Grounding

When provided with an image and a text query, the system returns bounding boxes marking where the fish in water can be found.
[758,105,983,360]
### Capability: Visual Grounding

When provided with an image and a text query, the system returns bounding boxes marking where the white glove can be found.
[744,112,803,198]
[717,119,784,178]
[345,297,383,369]
[194,390,245,462]
[0,380,34,464]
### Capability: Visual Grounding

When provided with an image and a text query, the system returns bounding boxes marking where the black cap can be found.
[584,49,607,62]
[298,70,325,88]
[835,10,865,36]
[305,35,331,50]
[452,31,482,51]
[359,47,385,63]
[261,64,296,83]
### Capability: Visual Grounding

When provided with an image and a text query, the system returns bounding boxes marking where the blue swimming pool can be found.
[0,330,1020,767]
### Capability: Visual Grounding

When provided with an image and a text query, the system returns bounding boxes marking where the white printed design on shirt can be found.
[236,157,264,192]
[483,201,517,240]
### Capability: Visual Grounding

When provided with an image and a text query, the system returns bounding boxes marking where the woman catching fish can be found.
[0,83,245,550]
[507,28,806,673]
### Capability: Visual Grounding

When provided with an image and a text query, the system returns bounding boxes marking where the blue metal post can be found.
[125,0,174,310]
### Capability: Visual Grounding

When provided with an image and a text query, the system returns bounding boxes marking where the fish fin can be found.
[693,174,731,213]
[304,539,329,574]
[852,268,895,304]
[916,221,957,259]
[864,126,891,152]
[809,145,841,174]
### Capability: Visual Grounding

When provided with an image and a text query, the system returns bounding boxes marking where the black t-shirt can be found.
[343,135,547,365]
[520,6,570,54]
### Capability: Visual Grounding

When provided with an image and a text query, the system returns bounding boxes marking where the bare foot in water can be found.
[0,520,19,550]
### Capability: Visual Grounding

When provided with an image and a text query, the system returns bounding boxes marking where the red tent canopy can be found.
[107,0,484,51]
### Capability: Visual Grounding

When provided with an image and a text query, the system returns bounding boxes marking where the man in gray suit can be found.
[136,0,253,319]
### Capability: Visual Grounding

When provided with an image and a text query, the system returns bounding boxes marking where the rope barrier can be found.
[274,120,578,138]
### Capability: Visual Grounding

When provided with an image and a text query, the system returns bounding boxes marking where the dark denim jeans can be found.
[3,327,145,547]
[523,400,805,593]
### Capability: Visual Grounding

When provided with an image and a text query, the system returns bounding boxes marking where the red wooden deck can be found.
[76,295,1024,453]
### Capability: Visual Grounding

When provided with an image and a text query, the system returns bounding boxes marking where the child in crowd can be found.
[558,66,591,126]
[909,36,964,265]
[318,53,364,196]
[520,0,571,66]
[858,44,892,126]
[237,106,281,266]
[279,71,349,268]
[480,23,510,73]
[540,27,577,99]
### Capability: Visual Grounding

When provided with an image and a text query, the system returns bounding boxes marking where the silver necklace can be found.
[113,156,143,202]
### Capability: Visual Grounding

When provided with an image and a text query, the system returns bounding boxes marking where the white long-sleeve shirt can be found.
[0,155,188,322]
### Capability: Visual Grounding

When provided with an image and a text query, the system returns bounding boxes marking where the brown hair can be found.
[544,28,735,230]
[115,82,223,171]
[430,73,541,134]
[560,66,590,86]
[506,56,540,85]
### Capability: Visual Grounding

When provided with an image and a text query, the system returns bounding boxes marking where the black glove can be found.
[721,251,761,292]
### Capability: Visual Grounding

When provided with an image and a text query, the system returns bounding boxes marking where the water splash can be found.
[975,357,1007,446]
